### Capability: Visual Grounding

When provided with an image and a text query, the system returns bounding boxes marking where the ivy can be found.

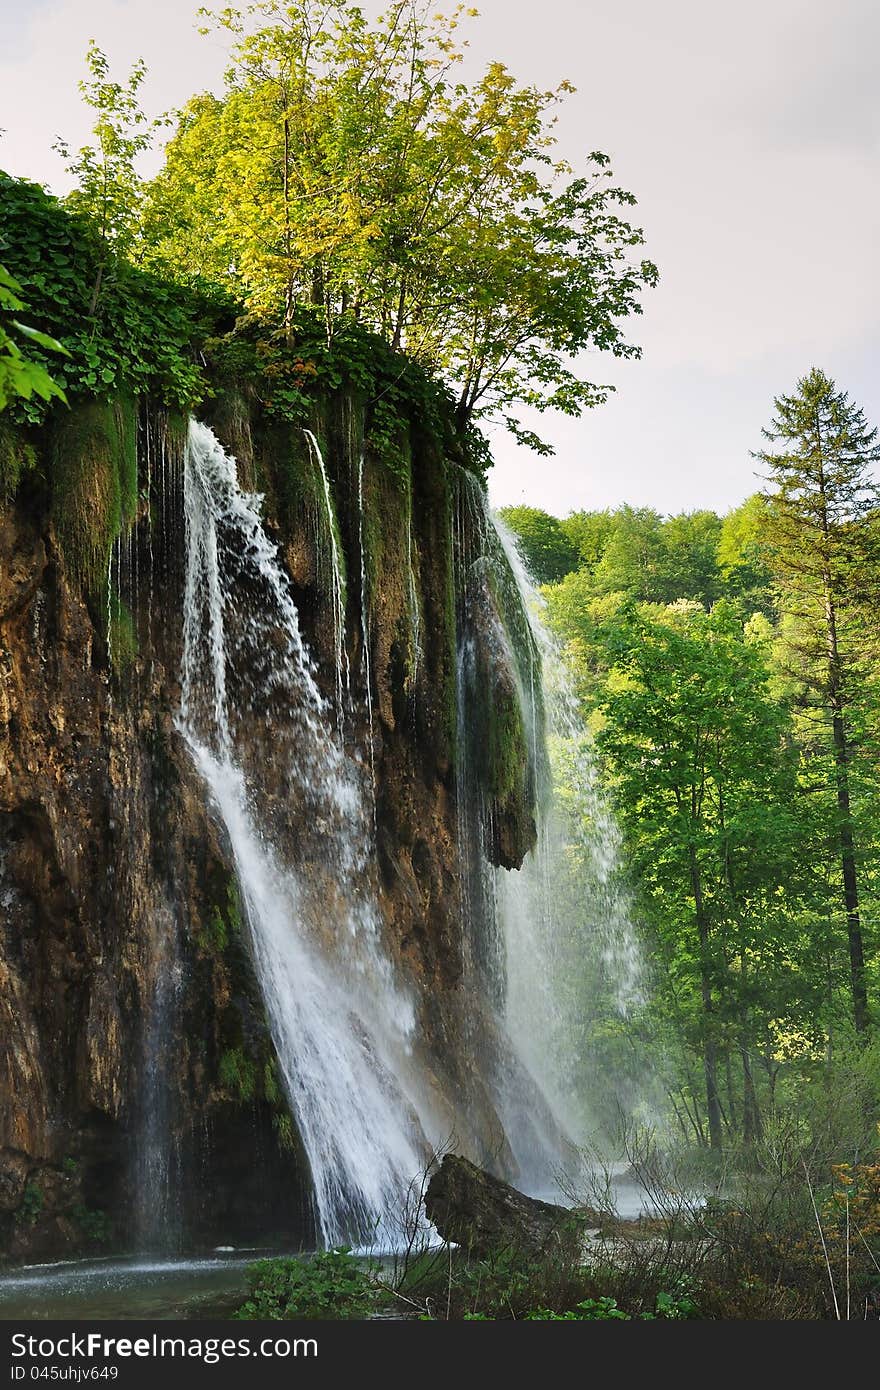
[0,172,235,421]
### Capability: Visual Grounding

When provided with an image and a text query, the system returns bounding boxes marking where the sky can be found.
[2,0,878,517]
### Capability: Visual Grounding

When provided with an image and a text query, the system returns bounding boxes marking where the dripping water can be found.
[303,429,350,729]
[356,449,377,827]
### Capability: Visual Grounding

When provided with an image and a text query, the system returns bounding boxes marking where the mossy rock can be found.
[50,397,138,593]
[0,420,39,505]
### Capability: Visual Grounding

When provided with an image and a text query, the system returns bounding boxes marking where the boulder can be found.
[424,1153,585,1258]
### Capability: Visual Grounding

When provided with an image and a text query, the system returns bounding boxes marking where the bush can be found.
[234,1249,380,1320]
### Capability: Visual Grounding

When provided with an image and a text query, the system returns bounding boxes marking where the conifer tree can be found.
[754,368,880,1034]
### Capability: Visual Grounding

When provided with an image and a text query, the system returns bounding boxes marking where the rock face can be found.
[0,386,539,1262]
[424,1154,585,1258]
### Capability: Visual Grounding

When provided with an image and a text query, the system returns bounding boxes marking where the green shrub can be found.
[234,1249,379,1320]
[72,1204,111,1246]
[19,1182,43,1225]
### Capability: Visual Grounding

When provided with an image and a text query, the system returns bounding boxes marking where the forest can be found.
[1,0,879,1327]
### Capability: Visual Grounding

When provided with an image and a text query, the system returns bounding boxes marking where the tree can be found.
[598,601,815,1149]
[754,368,880,1035]
[559,509,614,573]
[143,1,657,450]
[656,510,722,607]
[717,493,775,615]
[497,505,578,584]
[54,42,158,314]
[589,505,665,598]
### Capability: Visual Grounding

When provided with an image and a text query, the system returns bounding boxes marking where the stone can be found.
[424,1153,586,1258]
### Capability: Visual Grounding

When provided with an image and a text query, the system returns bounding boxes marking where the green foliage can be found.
[399,1241,703,1321]
[0,263,69,413]
[204,309,472,476]
[754,368,880,1035]
[19,1182,43,1225]
[525,1296,631,1320]
[206,906,229,953]
[72,1204,112,1247]
[144,0,656,452]
[219,1046,258,1102]
[0,172,233,422]
[717,493,774,612]
[559,508,615,572]
[497,505,579,583]
[533,369,880,1154]
[200,876,241,955]
[54,42,159,261]
[234,1249,379,1320]
[273,1111,296,1152]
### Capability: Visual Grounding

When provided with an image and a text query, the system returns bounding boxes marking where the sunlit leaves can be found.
[144,1,656,449]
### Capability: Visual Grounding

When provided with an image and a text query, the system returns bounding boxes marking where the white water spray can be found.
[490,512,644,1147]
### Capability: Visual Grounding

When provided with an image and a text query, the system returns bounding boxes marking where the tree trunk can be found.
[740,1041,762,1147]
[283,115,295,339]
[824,582,869,1034]
[831,707,869,1033]
[688,846,723,1150]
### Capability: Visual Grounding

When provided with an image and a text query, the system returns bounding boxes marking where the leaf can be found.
[11,321,71,355]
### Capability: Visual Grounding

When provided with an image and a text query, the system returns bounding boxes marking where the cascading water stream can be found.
[303,429,349,729]
[490,512,644,1154]
[171,417,643,1245]
[451,468,645,1190]
[178,420,435,1246]
[356,449,377,821]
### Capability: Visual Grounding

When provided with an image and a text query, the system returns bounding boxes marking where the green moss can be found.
[165,408,189,463]
[219,1039,297,1158]
[273,1111,296,1152]
[263,1057,280,1106]
[196,869,242,956]
[0,420,39,504]
[206,905,228,952]
[219,1046,258,1101]
[304,424,348,607]
[108,594,137,673]
[486,682,531,806]
[50,397,138,593]
[19,1181,43,1225]
[225,879,242,933]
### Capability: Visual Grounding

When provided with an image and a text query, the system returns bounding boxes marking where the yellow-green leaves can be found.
[142,1,656,448]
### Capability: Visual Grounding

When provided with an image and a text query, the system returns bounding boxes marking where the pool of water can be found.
[0,1252,266,1321]
[0,1177,658,1321]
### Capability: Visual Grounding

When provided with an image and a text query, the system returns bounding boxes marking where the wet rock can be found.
[424,1153,586,1258]
[0,1151,29,1213]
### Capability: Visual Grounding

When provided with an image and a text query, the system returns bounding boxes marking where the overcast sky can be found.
[2,0,878,517]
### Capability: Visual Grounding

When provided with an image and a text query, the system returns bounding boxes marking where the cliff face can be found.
[0,383,538,1261]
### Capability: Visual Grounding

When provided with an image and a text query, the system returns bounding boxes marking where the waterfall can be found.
[490,511,644,1152]
[303,429,349,729]
[451,469,644,1188]
[405,486,423,691]
[356,449,377,819]
[173,417,642,1245]
[178,420,435,1247]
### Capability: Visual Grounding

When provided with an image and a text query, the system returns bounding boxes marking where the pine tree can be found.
[754,368,880,1034]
